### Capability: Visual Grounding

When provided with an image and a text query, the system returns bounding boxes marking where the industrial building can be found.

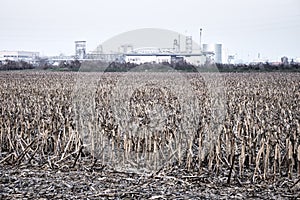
[27,29,224,67]
[75,41,86,59]
[123,45,220,65]
[78,37,220,65]
[0,29,226,68]
[124,47,204,65]
[0,51,39,63]
[202,44,222,63]
[70,29,216,65]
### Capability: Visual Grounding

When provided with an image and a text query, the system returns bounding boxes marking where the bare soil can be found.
[1,161,299,199]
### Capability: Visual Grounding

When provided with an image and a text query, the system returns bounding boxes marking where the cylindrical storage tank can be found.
[203,44,222,63]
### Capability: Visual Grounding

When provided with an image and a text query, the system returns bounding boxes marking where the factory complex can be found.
[0,29,298,67]
[0,29,225,66]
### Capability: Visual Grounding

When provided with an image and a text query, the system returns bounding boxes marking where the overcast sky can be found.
[1,0,299,62]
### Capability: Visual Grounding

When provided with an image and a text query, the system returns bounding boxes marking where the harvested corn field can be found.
[1,71,300,199]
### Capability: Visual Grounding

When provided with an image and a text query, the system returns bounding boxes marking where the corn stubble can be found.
[0,71,300,183]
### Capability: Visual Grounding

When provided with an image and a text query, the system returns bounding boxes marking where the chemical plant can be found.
[2,28,297,67]
[0,29,225,66]
[67,31,223,66]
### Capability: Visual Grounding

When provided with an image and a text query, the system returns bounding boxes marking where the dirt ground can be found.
[1,163,299,200]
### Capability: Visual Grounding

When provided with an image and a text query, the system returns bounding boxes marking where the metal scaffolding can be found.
[185,36,192,53]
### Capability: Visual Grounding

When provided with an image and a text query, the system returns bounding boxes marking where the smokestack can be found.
[199,28,203,53]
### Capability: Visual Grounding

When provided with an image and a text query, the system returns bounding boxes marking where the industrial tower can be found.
[75,41,86,59]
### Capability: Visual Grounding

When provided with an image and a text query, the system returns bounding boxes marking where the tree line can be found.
[0,60,34,70]
[1,59,300,72]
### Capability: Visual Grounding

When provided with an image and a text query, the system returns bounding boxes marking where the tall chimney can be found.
[199,28,203,53]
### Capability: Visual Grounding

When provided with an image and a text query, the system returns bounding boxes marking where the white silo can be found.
[203,44,222,63]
